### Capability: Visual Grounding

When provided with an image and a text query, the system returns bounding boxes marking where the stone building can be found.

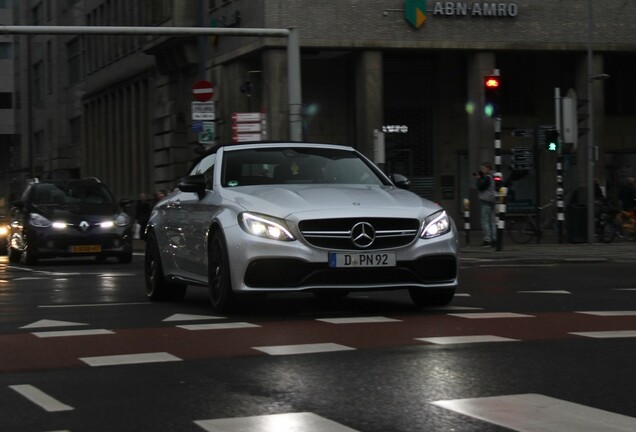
[8,0,636,225]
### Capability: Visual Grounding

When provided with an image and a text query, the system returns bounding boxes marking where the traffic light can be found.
[483,75,501,117]
[545,130,560,152]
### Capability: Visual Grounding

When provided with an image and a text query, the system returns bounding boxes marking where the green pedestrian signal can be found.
[545,130,560,152]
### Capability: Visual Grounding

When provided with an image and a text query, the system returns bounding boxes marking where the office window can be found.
[0,42,11,59]
[67,37,83,84]
[47,40,53,93]
[32,3,42,25]
[32,61,43,105]
[0,93,12,109]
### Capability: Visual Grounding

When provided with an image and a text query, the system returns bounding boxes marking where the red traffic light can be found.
[484,76,500,88]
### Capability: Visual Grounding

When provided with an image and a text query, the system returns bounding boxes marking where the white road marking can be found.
[164,313,226,322]
[316,316,401,324]
[80,352,182,367]
[195,412,360,432]
[177,322,260,330]
[39,302,150,308]
[416,335,519,345]
[575,311,636,316]
[20,319,88,329]
[9,384,74,412]
[32,329,114,338]
[253,343,355,356]
[569,330,636,338]
[431,393,636,432]
[518,290,571,294]
[448,312,534,319]
[478,264,557,268]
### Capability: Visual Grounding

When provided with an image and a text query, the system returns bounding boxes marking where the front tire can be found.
[597,213,616,243]
[208,230,235,312]
[8,245,21,263]
[507,218,534,244]
[144,231,186,301]
[616,212,636,241]
[117,250,133,264]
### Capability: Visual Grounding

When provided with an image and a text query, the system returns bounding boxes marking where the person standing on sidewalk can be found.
[474,162,497,247]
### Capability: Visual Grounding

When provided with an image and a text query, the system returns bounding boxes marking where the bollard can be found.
[496,187,508,251]
[463,198,471,246]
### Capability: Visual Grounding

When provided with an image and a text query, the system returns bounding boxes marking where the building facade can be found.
[0,0,17,209]
[8,0,636,225]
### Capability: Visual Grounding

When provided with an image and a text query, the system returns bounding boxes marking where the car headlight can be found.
[421,210,451,239]
[239,212,295,241]
[114,213,130,227]
[29,213,52,228]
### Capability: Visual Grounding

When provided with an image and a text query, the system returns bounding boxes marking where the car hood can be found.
[31,203,121,222]
[222,184,442,220]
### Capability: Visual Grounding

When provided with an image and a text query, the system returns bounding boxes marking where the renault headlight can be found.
[421,210,451,239]
[114,212,130,227]
[29,213,52,228]
[239,212,295,241]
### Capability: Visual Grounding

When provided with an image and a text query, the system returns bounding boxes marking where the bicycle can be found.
[595,200,617,243]
[507,200,558,244]
[615,208,636,241]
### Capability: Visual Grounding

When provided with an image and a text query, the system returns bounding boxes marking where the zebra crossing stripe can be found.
[9,385,74,412]
[253,343,355,356]
[195,412,360,431]
[80,352,182,367]
[431,393,636,432]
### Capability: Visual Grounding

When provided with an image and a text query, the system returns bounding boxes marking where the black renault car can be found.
[9,178,133,265]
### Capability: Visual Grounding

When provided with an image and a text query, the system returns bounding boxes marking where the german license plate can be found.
[71,245,102,253]
[328,252,396,268]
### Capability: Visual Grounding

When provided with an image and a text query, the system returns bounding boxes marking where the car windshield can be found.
[32,182,115,205]
[222,147,388,187]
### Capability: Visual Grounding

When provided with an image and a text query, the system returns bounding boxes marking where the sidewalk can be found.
[136,233,635,265]
[460,229,636,264]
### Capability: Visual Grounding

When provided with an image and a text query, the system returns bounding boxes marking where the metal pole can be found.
[287,28,303,141]
[0,25,290,37]
[555,88,565,243]
[197,0,206,80]
[586,0,595,243]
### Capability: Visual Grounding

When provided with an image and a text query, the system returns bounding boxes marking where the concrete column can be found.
[575,53,605,194]
[262,49,288,141]
[355,51,383,159]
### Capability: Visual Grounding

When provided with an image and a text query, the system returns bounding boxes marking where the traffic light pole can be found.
[554,88,565,243]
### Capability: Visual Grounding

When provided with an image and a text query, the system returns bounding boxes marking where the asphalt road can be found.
[0,253,635,432]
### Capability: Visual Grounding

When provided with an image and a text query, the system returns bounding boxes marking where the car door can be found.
[174,153,218,277]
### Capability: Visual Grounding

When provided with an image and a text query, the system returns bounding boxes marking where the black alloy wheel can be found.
[208,230,235,312]
[144,231,186,301]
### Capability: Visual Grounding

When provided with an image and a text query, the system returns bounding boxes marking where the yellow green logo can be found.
[405,0,428,29]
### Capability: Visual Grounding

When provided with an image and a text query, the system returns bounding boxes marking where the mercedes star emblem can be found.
[351,222,375,248]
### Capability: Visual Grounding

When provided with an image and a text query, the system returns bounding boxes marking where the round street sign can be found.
[192,80,215,102]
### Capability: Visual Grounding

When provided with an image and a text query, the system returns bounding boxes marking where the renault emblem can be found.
[79,221,90,232]
[351,222,375,248]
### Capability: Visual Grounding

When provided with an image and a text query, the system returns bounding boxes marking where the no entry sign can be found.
[192,80,215,102]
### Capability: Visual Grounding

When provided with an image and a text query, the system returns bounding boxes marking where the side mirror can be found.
[178,174,207,198]
[11,200,25,210]
[390,173,411,190]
